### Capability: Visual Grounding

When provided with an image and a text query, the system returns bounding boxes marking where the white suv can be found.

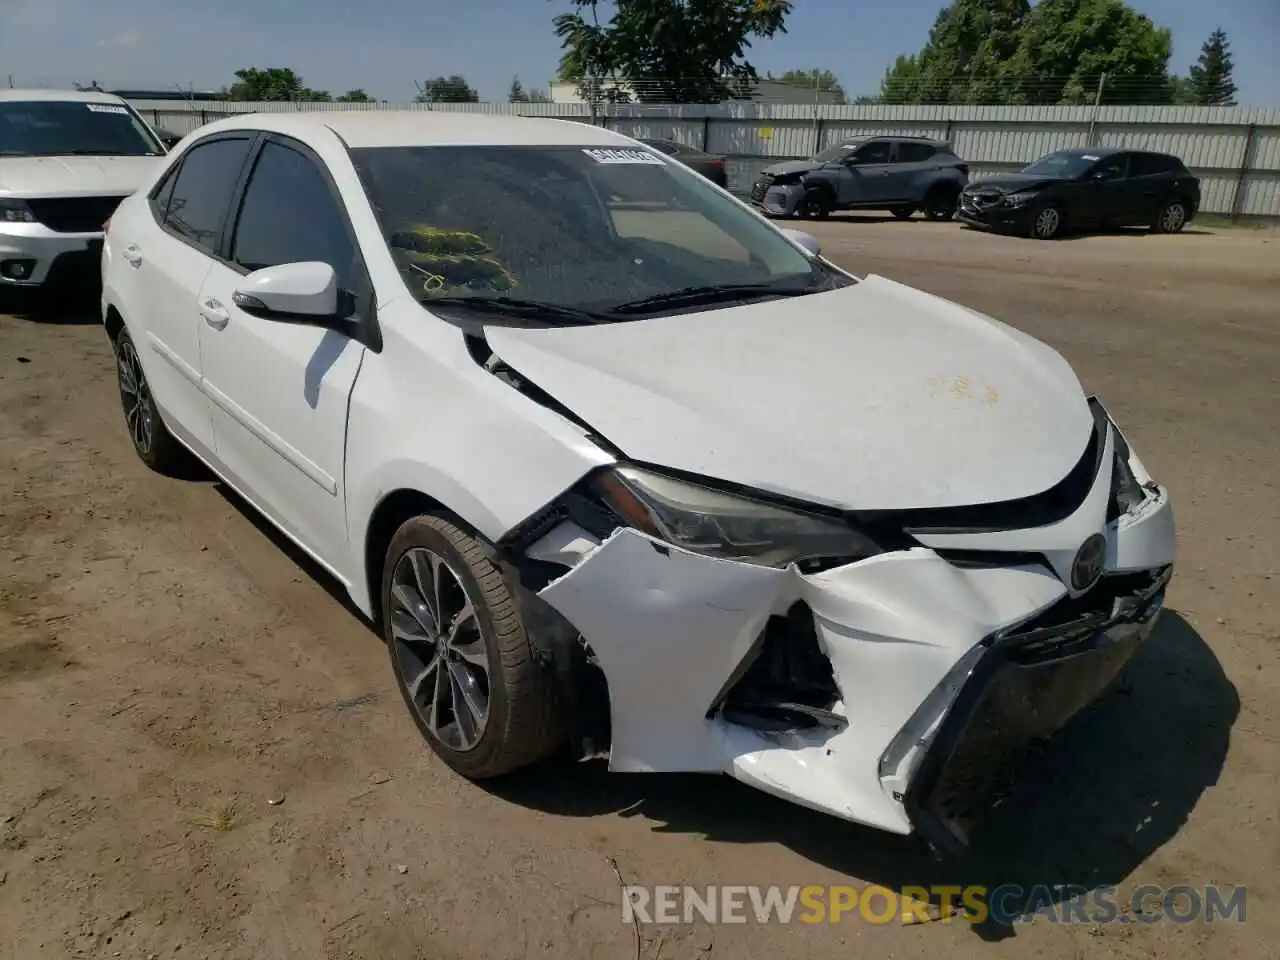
[0,89,167,290]
[99,110,1175,854]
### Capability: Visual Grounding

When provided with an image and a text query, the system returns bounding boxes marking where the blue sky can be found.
[2,0,1276,104]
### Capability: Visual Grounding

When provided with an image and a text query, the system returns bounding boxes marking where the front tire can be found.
[113,327,188,474]
[382,514,564,780]
[1029,202,1065,240]
[1152,199,1189,234]
[798,188,831,220]
[891,205,916,220]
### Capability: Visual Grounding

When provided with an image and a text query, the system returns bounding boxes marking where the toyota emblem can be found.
[1070,533,1107,591]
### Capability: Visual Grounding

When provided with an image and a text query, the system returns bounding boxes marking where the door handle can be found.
[200,297,230,330]
[123,243,143,267]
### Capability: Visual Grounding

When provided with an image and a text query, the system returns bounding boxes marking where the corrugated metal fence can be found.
[126,100,1280,217]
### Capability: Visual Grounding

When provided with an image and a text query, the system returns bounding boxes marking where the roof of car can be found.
[0,88,129,105]
[1057,145,1125,157]
[191,109,645,149]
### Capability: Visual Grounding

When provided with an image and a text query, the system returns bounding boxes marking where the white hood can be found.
[485,275,1094,511]
[0,155,161,198]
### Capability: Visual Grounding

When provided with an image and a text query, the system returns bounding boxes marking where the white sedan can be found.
[100,110,1176,854]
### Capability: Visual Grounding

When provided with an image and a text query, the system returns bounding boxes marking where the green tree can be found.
[414,76,480,103]
[1167,74,1197,105]
[906,0,1029,103]
[509,76,528,102]
[878,53,923,103]
[527,87,553,103]
[1000,0,1173,105]
[552,0,793,104]
[336,89,373,102]
[226,67,331,101]
[778,69,846,103]
[1188,28,1236,106]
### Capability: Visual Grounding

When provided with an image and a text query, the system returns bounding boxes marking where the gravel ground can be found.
[0,218,1276,960]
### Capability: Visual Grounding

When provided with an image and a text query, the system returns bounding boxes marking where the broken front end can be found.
[496,400,1175,854]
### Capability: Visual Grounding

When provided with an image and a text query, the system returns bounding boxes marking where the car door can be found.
[838,140,895,205]
[1079,153,1131,227]
[1123,153,1168,225]
[196,135,371,570]
[129,134,256,454]
[883,140,935,201]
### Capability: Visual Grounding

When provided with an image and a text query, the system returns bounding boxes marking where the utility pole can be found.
[1085,72,1107,145]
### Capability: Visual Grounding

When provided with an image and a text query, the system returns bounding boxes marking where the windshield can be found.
[350,144,847,321]
[1021,151,1098,179]
[811,141,861,164]
[0,100,164,158]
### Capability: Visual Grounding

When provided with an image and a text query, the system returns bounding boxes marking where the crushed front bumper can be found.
[525,407,1175,848]
[749,180,804,217]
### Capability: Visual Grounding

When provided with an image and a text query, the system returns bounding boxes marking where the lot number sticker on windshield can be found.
[582,148,664,165]
[86,104,129,115]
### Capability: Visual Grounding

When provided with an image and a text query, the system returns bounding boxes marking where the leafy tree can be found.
[878,53,923,104]
[414,75,480,103]
[226,67,331,101]
[1188,28,1236,106]
[778,69,846,104]
[527,87,553,103]
[509,75,528,102]
[1167,74,1197,105]
[901,0,1029,103]
[999,0,1173,105]
[552,0,794,104]
[336,89,373,102]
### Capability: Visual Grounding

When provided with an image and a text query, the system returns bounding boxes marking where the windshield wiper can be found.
[419,295,613,327]
[608,282,813,316]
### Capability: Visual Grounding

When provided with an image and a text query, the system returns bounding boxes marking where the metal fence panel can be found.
[125,100,1280,216]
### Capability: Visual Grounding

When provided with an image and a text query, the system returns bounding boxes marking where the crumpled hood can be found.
[967,173,1065,194]
[0,155,161,198]
[760,159,821,178]
[485,275,1094,511]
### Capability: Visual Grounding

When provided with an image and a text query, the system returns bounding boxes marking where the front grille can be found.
[750,175,774,202]
[26,196,127,234]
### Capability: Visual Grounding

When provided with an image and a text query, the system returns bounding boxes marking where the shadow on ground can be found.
[0,276,102,324]
[956,223,1214,241]
[485,610,1237,939]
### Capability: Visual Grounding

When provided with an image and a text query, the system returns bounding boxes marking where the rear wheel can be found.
[382,514,564,780]
[113,327,188,474]
[1152,199,1189,234]
[891,205,916,220]
[922,186,959,221]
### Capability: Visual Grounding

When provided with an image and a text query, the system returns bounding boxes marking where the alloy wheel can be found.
[389,547,491,751]
[1161,202,1186,233]
[1034,207,1061,239]
[116,338,154,456]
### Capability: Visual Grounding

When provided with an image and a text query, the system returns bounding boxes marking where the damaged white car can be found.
[100,111,1175,854]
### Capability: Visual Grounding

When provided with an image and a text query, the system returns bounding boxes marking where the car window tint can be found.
[644,140,680,156]
[852,141,892,164]
[164,137,253,253]
[1094,155,1128,180]
[1128,153,1164,177]
[895,142,935,163]
[150,163,179,220]
[230,140,355,285]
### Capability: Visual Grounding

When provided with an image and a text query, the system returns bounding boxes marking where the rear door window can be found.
[895,142,936,163]
[161,136,255,254]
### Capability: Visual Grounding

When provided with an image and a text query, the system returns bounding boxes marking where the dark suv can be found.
[957,147,1201,240]
[749,136,970,220]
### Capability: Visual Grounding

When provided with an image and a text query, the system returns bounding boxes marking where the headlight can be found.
[591,465,884,568]
[0,199,36,223]
[1004,191,1037,207]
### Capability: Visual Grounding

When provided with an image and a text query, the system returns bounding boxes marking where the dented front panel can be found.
[535,469,1176,837]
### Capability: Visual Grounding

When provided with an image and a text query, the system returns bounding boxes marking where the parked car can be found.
[750,135,969,220]
[636,137,728,188]
[0,89,168,291]
[101,111,1175,855]
[957,146,1201,240]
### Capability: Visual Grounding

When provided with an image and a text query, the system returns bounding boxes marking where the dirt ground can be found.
[1,219,1277,960]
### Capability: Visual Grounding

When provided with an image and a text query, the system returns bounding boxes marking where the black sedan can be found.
[638,137,729,189]
[957,147,1200,240]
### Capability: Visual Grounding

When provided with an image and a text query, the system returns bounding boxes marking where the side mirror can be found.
[232,262,344,324]
[780,228,821,258]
